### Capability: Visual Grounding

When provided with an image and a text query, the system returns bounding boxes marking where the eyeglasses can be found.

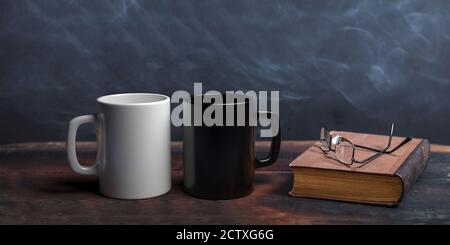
[319,123,412,167]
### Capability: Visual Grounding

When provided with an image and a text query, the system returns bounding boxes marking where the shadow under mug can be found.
[183,93,281,200]
[67,93,171,199]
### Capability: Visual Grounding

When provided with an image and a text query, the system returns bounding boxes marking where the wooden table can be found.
[0,141,449,225]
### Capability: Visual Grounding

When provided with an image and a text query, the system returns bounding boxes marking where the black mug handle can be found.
[254,111,281,168]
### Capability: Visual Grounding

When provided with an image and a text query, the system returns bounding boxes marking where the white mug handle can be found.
[67,114,98,175]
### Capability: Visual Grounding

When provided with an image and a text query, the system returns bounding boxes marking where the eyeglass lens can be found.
[335,139,354,165]
[320,127,331,151]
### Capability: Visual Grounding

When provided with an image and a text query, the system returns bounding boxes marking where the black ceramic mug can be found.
[183,93,281,199]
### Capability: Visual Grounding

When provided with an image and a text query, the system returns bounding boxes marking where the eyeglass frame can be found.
[320,123,412,167]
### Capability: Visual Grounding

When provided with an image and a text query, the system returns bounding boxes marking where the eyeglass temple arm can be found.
[385,137,412,153]
[353,140,391,163]
[354,137,411,154]
[354,123,395,152]
[353,137,412,165]
[353,123,394,164]
[353,150,384,164]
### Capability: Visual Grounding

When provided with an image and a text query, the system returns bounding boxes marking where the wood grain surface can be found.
[0,141,449,224]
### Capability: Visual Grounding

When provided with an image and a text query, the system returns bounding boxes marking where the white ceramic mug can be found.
[67,93,171,199]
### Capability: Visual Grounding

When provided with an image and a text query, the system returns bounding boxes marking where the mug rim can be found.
[97,93,169,106]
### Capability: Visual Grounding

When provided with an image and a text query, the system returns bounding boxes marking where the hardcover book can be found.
[289,131,430,206]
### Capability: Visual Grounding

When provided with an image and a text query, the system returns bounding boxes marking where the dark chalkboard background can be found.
[1,0,450,144]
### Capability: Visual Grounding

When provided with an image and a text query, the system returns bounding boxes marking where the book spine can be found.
[395,139,430,203]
